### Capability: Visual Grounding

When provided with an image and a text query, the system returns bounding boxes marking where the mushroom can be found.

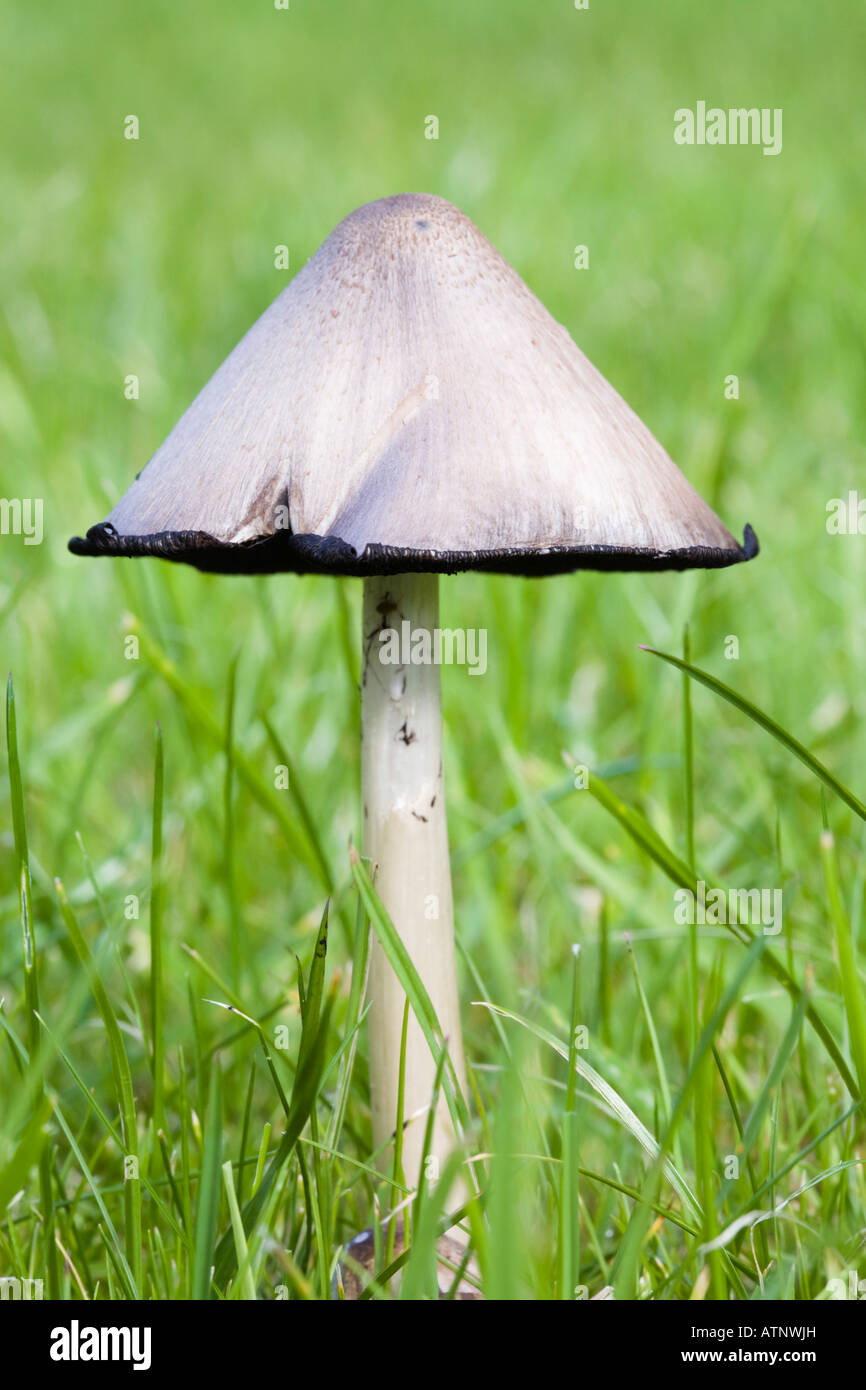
[70,192,757,1235]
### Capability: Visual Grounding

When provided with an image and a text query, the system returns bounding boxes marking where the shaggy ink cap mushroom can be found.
[69,193,757,576]
[67,192,759,1235]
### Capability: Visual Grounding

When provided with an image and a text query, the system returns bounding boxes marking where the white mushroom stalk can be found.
[361,571,466,1184]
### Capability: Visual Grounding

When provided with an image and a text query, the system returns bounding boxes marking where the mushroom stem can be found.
[361,572,466,1185]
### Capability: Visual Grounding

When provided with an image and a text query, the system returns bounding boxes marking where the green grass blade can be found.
[640,645,866,822]
[721,986,808,1207]
[693,964,724,1298]
[262,712,333,893]
[477,1001,701,1220]
[7,675,59,1298]
[150,725,166,1158]
[625,935,672,1125]
[389,998,410,1259]
[559,944,581,1299]
[192,1062,223,1299]
[296,898,331,1297]
[53,1103,138,1299]
[0,1089,53,1213]
[682,626,699,1059]
[237,1059,256,1207]
[55,878,142,1289]
[211,985,335,1288]
[612,935,767,1298]
[223,650,242,989]
[400,1150,466,1301]
[297,898,329,1078]
[326,895,371,1152]
[584,769,860,1100]
[350,849,469,1136]
[135,624,330,888]
[34,1009,187,1246]
[821,829,866,1105]
[486,1047,526,1302]
[221,1160,257,1300]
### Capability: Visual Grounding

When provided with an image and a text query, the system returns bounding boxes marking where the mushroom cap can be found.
[69,193,757,576]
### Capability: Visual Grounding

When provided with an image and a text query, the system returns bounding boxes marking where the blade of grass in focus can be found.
[192,1062,223,1300]
[641,645,866,822]
[6,676,60,1298]
[55,879,143,1292]
[150,724,166,1171]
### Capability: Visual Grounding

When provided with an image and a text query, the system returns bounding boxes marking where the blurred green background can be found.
[1,0,865,1300]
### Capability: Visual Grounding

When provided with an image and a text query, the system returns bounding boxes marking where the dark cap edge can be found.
[68,522,759,577]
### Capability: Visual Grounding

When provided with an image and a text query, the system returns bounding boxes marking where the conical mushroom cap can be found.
[70,193,756,576]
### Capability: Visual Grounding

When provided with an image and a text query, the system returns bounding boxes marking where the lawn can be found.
[1,0,865,1301]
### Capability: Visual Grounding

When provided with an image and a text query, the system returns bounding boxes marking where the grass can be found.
[1,0,866,1300]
